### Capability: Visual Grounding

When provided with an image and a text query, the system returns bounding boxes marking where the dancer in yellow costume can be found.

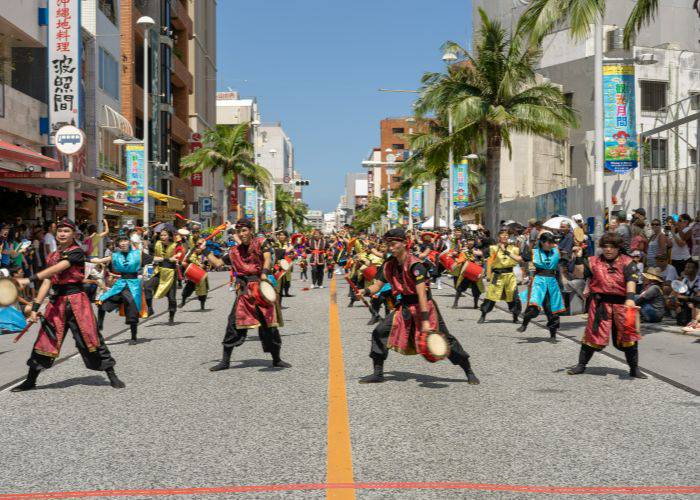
[478,229,522,324]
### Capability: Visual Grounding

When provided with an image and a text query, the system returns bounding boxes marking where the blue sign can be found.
[244,187,256,218]
[125,144,145,204]
[199,196,213,216]
[387,198,399,222]
[452,159,469,209]
[603,65,638,174]
[410,186,423,218]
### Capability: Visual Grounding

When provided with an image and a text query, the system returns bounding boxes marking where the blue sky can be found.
[217,0,473,212]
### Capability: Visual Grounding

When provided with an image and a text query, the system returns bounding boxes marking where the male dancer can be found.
[478,229,522,324]
[357,228,479,385]
[203,218,291,370]
[567,232,647,378]
[151,228,180,324]
[180,239,209,310]
[272,231,294,298]
[517,231,564,340]
[13,218,124,391]
[309,229,327,289]
[452,236,484,309]
[94,234,152,344]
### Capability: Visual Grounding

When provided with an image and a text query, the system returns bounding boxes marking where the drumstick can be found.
[13,315,39,343]
[344,274,371,309]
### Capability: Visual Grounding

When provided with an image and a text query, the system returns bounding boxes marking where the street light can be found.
[137,15,155,227]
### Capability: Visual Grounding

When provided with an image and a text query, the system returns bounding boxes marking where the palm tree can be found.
[414,8,577,234]
[351,193,406,232]
[180,123,271,196]
[275,185,308,231]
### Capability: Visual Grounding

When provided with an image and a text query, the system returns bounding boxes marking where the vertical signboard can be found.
[126,144,145,204]
[387,198,399,222]
[452,158,469,209]
[199,196,213,217]
[264,200,274,224]
[411,185,423,218]
[603,65,638,174]
[49,0,81,142]
[244,187,256,218]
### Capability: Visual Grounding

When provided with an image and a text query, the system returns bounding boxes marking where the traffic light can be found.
[295,180,310,186]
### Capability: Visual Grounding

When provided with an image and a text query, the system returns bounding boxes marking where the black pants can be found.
[311,264,325,286]
[223,301,282,356]
[151,274,177,313]
[370,303,472,369]
[182,280,207,305]
[300,269,308,280]
[99,288,140,325]
[481,297,521,317]
[453,277,481,301]
[522,294,560,333]
[29,302,116,371]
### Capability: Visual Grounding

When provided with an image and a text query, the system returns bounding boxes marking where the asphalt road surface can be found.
[0,272,698,499]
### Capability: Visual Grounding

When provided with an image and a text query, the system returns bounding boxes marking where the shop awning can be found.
[0,140,60,169]
[0,171,114,192]
[100,173,185,210]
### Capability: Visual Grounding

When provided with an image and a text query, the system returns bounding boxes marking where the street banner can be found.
[125,144,145,204]
[264,200,274,224]
[190,173,203,186]
[410,186,423,218]
[48,0,81,142]
[452,159,469,209]
[387,198,399,222]
[244,187,256,218]
[603,64,638,174]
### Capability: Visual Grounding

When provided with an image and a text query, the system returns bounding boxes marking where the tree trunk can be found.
[484,129,502,236]
[434,184,442,229]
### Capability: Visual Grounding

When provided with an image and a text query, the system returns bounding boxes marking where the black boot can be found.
[567,344,596,375]
[168,311,176,325]
[517,317,530,333]
[129,324,138,345]
[97,309,106,331]
[199,297,206,310]
[11,367,40,392]
[549,329,558,342]
[271,347,292,368]
[477,313,486,324]
[512,312,520,324]
[348,299,355,308]
[473,297,480,309]
[105,367,126,389]
[625,347,648,379]
[146,299,154,317]
[179,298,186,309]
[359,360,385,383]
[210,347,233,371]
[459,359,480,385]
[452,294,460,309]
[367,308,380,325]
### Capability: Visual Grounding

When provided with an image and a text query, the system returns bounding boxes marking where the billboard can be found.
[48,0,81,142]
[603,65,638,174]
[125,144,145,204]
[264,199,274,224]
[244,187,256,218]
[387,198,399,222]
[410,186,423,218]
[452,159,469,209]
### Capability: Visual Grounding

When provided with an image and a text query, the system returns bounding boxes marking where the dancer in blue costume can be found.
[93,235,152,345]
[517,231,565,341]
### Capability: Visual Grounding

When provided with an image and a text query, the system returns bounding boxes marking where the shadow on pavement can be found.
[516,336,560,344]
[107,335,196,346]
[553,366,632,379]
[38,375,110,390]
[144,321,200,327]
[226,358,286,372]
[382,370,470,388]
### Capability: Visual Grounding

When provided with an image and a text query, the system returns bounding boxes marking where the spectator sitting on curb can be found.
[635,268,666,323]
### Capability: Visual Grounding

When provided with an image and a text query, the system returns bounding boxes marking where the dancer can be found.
[203,218,291,371]
[452,236,484,309]
[517,231,564,340]
[478,229,522,324]
[309,229,327,289]
[180,239,209,310]
[151,228,180,324]
[94,234,152,345]
[272,231,294,298]
[567,232,647,378]
[356,228,479,385]
[13,218,124,391]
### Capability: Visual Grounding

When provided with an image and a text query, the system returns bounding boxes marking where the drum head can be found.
[0,279,18,307]
[279,259,291,271]
[426,333,449,357]
[671,280,689,294]
[259,280,277,303]
[178,228,190,236]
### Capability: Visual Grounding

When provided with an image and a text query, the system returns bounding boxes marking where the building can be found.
[305,209,323,231]
[188,0,218,226]
[256,122,294,184]
[344,172,368,212]
[323,212,337,234]
[474,0,700,220]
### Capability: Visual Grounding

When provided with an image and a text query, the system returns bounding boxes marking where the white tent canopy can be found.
[420,216,448,229]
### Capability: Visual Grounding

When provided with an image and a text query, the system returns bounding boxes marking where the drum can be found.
[259,280,277,304]
[279,258,291,272]
[184,263,207,284]
[362,264,378,282]
[0,278,18,307]
[428,250,440,264]
[439,253,457,272]
[671,280,689,294]
[461,261,484,282]
[416,330,450,363]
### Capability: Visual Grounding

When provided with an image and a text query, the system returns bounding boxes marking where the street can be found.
[0,273,698,499]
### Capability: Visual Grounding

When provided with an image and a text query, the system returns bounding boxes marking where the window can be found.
[690,92,700,111]
[646,138,668,169]
[392,143,405,150]
[98,0,117,26]
[640,81,667,112]
[98,47,119,99]
[690,147,697,166]
[391,127,405,134]
[98,128,123,176]
[564,92,574,108]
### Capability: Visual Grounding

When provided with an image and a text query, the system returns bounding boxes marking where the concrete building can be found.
[380,117,415,191]
[323,212,337,234]
[474,0,700,220]
[344,172,368,212]
[306,209,323,231]
[256,122,294,184]
[188,0,218,226]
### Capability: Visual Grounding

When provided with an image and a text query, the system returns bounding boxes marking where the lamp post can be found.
[137,15,155,227]
[442,49,457,229]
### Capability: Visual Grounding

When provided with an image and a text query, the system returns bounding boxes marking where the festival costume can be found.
[309,237,327,287]
[568,254,646,378]
[181,251,209,310]
[479,244,522,323]
[13,243,122,391]
[152,241,179,322]
[361,254,477,384]
[98,249,149,343]
[453,247,484,309]
[273,241,294,299]
[211,237,288,370]
[518,246,564,338]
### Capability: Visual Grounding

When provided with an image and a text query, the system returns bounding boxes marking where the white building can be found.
[306,209,323,230]
[323,212,337,234]
[256,122,294,184]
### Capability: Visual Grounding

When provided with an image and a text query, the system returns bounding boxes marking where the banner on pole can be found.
[411,186,423,218]
[244,187,256,218]
[387,198,399,222]
[48,0,81,142]
[125,144,145,204]
[603,65,638,174]
[264,200,274,224]
[452,159,469,209]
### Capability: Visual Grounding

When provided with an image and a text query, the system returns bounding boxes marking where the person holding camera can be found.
[669,214,693,275]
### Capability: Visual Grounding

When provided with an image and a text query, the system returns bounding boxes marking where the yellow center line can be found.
[326,278,356,499]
